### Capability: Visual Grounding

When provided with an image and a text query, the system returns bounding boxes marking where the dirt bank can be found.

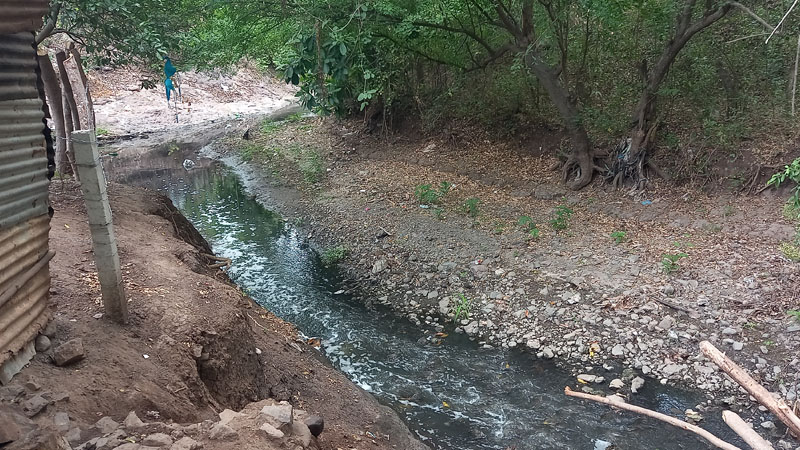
[208,115,799,441]
[1,180,426,450]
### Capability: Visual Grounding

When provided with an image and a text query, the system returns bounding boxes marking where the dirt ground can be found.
[1,181,424,450]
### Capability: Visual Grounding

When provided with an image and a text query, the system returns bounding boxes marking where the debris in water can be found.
[183,159,196,170]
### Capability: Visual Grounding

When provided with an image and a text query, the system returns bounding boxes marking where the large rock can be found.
[258,423,284,440]
[260,402,293,432]
[122,411,145,430]
[304,415,324,437]
[208,422,237,441]
[23,394,51,417]
[53,339,86,366]
[93,416,120,434]
[142,433,173,447]
[35,335,52,352]
[0,412,22,444]
[170,437,201,450]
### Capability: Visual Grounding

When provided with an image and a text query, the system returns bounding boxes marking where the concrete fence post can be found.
[72,130,128,324]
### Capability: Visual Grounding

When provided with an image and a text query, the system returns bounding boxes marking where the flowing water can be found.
[106,152,742,450]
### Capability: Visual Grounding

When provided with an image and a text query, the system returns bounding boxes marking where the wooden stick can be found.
[722,411,774,450]
[564,386,742,450]
[700,340,800,438]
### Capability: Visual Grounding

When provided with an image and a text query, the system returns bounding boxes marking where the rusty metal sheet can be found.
[0,29,51,373]
[0,1,49,34]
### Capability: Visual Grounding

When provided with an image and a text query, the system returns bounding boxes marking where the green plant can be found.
[462,197,480,217]
[787,310,800,322]
[768,158,800,211]
[518,215,540,239]
[414,181,451,205]
[550,205,574,231]
[239,143,263,162]
[433,207,445,220]
[723,205,736,217]
[167,142,180,156]
[662,252,688,274]
[611,230,627,244]
[780,242,800,262]
[96,127,110,136]
[452,293,471,322]
[260,120,281,135]
[320,245,347,266]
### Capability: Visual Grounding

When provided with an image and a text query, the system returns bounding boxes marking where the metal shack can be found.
[0,1,55,383]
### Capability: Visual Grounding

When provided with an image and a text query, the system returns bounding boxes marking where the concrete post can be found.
[72,130,128,324]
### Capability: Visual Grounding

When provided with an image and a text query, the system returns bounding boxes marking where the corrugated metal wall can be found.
[0,2,53,374]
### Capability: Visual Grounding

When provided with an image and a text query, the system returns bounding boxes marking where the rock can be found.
[258,423,284,439]
[631,376,645,394]
[611,344,625,356]
[65,428,82,446]
[371,259,387,274]
[53,339,86,366]
[732,341,744,351]
[662,285,675,296]
[208,423,237,441]
[609,379,625,390]
[761,421,775,430]
[170,437,201,450]
[304,415,324,437]
[542,347,555,359]
[657,316,675,331]
[662,364,685,377]
[526,339,541,350]
[24,379,41,391]
[463,321,478,335]
[438,299,450,315]
[123,411,145,429]
[292,421,313,448]
[577,374,598,383]
[23,394,51,417]
[0,413,22,444]
[217,409,240,426]
[112,444,141,450]
[143,433,173,447]
[722,327,738,336]
[35,335,52,352]
[54,412,71,432]
[260,403,293,432]
[42,320,57,338]
[94,416,120,434]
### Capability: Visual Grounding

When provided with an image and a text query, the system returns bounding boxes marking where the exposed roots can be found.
[561,151,602,191]
[605,137,668,191]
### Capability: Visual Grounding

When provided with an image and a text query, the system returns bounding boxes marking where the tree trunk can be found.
[68,44,95,131]
[610,1,733,189]
[55,51,82,129]
[525,53,595,190]
[37,53,69,175]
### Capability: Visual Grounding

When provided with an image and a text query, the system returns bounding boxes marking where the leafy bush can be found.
[768,158,800,212]
[662,252,688,274]
[414,181,451,205]
[518,215,540,239]
[462,197,480,217]
[611,230,627,243]
[550,205,574,231]
[320,245,347,266]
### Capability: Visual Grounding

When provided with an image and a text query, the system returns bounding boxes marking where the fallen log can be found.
[722,410,774,450]
[564,386,741,450]
[700,340,800,438]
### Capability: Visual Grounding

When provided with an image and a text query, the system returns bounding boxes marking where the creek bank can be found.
[205,114,799,443]
[0,181,426,450]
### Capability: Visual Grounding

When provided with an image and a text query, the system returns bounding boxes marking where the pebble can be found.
[722,327,738,335]
[35,335,51,352]
[732,341,744,351]
[542,347,555,359]
[609,379,624,390]
[761,421,775,430]
[657,316,675,330]
[53,339,86,366]
[611,344,624,356]
[259,423,284,439]
[631,377,645,394]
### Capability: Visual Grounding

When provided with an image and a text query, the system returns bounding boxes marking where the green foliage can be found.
[780,242,800,262]
[662,252,688,274]
[788,310,800,322]
[260,120,281,135]
[239,143,265,162]
[550,205,574,231]
[414,181,450,205]
[452,293,471,322]
[768,158,800,212]
[320,245,347,266]
[433,207,445,220]
[462,197,480,217]
[96,127,110,136]
[611,231,627,244]
[518,216,540,239]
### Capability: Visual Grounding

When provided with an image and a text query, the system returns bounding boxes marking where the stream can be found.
[105,150,742,450]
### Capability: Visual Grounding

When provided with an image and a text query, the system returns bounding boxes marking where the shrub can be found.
[550,205,574,230]
[320,245,347,266]
[462,197,480,217]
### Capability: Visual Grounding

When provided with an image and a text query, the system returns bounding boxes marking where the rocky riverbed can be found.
[199,112,799,445]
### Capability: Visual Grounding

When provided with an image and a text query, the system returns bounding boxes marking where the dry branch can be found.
[700,340,800,438]
[722,410,774,450]
[564,386,741,450]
